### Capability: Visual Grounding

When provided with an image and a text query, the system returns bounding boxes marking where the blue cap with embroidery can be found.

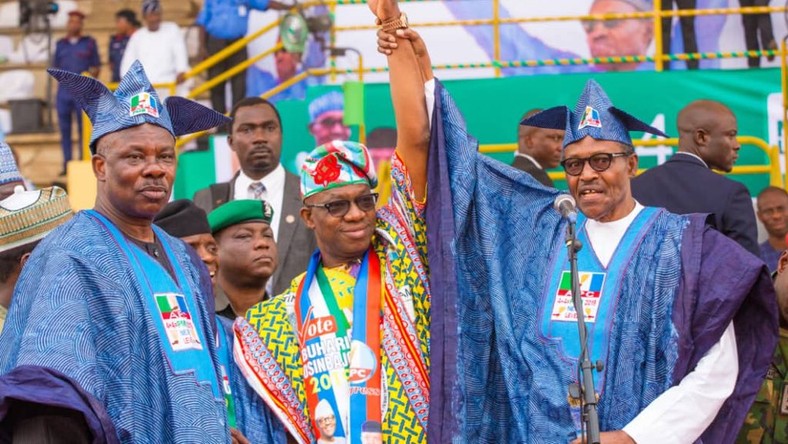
[47,60,230,153]
[0,143,22,186]
[520,79,667,149]
[308,91,344,122]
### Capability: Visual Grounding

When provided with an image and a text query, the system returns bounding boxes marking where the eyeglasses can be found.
[560,152,630,176]
[581,18,627,33]
[315,117,345,128]
[304,193,379,217]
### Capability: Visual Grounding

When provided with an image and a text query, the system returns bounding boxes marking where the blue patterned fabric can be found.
[217,316,286,443]
[0,212,231,443]
[0,142,22,185]
[520,79,667,148]
[425,80,777,443]
[47,60,230,152]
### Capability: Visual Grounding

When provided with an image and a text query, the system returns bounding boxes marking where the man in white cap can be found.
[0,185,73,333]
[315,399,345,444]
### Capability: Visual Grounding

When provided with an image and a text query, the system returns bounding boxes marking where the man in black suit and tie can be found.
[513,108,563,187]
[194,97,317,295]
[631,100,759,256]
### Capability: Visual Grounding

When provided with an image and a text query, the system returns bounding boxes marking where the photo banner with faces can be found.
[173,67,782,202]
[242,0,785,90]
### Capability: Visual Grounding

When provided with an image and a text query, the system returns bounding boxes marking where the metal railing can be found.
[75,1,788,189]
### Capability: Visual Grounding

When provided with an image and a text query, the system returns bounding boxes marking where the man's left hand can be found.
[570,430,635,444]
[176,73,186,84]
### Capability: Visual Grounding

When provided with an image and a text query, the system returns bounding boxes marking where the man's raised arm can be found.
[370,0,431,201]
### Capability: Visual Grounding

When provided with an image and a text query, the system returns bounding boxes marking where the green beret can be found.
[208,199,275,234]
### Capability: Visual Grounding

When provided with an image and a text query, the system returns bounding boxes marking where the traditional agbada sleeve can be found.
[0,238,126,441]
[0,243,127,401]
[424,79,564,443]
[673,221,778,443]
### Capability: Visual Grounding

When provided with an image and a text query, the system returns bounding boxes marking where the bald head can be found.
[676,100,740,172]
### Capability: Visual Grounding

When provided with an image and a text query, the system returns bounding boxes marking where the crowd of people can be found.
[0,0,783,443]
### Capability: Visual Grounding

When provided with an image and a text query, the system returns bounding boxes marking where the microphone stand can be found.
[565,219,601,444]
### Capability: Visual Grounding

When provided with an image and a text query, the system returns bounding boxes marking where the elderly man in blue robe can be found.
[0,61,248,442]
[376,23,778,441]
[421,77,777,443]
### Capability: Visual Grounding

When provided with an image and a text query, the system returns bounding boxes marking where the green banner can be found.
[174,67,783,199]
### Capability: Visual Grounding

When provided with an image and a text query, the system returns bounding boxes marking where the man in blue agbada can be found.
[0,61,238,442]
[376,25,777,443]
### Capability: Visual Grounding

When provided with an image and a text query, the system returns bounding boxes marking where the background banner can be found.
[174,66,782,199]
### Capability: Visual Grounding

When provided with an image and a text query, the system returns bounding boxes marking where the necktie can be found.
[249,181,265,200]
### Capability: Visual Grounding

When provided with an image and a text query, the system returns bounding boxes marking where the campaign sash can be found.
[216,324,238,428]
[541,206,659,434]
[294,248,382,444]
[88,210,221,400]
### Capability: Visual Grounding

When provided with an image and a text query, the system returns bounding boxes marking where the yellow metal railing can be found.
[77,0,788,192]
[480,136,782,187]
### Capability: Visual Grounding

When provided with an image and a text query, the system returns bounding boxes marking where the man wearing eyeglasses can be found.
[414,72,775,442]
[231,0,435,439]
[308,91,352,147]
[584,0,654,72]
[508,79,774,443]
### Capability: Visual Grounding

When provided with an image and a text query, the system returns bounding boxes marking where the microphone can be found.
[554,194,577,223]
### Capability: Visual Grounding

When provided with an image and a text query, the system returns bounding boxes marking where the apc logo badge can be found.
[130,92,159,118]
[578,106,602,129]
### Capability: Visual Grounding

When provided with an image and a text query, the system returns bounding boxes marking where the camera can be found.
[19,0,59,27]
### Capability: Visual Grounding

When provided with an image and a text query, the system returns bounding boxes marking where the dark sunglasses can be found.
[304,193,379,217]
[560,152,630,176]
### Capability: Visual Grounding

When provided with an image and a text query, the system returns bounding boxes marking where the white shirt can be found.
[513,152,544,170]
[585,202,738,443]
[120,22,189,85]
[234,164,286,242]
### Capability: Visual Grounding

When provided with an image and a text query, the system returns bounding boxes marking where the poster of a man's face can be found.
[316,413,337,439]
[584,0,653,71]
[361,421,382,444]
[308,91,351,147]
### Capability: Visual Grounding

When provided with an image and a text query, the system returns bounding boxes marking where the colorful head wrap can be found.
[300,140,377,198]
[208,199,275,234]
[153,199,211,238]
[0,186,73,253]
[0,143,23,186]
[520,79,667,149]
[47,60,229,153]
[308,91,344,122]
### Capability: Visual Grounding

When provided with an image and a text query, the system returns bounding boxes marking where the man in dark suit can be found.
[514,108,563,187]
[631,100,759,256]
[194,97,317,295]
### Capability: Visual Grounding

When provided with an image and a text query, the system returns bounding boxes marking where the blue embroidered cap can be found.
[0,143,22,185]
[47,60,230,153]
[308,91,343,122]
[520,79,667,149]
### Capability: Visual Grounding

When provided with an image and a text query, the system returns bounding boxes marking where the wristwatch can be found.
[378,12,409,32]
